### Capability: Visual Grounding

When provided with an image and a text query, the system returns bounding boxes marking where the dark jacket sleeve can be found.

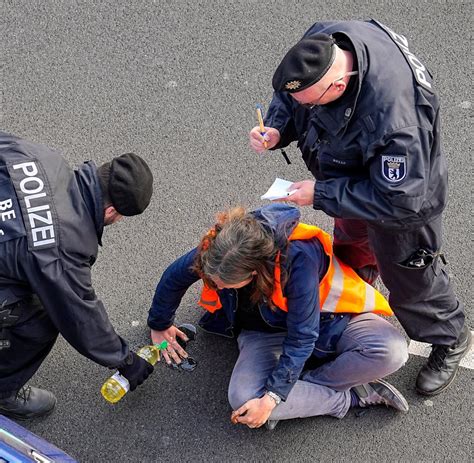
[147,248,201,331]
[314,125,436,221]
[264,241,322,400]
[23,251,130,369]
[264,92,299,149]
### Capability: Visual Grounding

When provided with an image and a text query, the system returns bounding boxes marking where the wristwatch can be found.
[265,390,282,405]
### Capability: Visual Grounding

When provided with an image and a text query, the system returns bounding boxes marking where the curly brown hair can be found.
[192,207,288,308]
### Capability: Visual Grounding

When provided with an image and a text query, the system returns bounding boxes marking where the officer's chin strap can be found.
[280,149,291,165]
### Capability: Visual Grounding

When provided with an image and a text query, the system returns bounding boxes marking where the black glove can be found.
[118,352,154,391]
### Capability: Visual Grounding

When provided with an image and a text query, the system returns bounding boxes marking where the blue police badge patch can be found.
[381,155,407,182]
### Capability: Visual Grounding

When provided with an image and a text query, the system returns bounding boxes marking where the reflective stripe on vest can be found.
[318,256,391,315]
[198,223,393,317]
[198,284,223,313]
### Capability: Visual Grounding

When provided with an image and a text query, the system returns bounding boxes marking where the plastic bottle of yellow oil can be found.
[101,341,168,403]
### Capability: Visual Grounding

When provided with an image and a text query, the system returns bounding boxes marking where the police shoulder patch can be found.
[381,155,407,182]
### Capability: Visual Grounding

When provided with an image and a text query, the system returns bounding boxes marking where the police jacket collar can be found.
[75,161,104,245]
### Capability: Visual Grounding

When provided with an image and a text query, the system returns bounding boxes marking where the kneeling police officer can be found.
[0,131,154,419]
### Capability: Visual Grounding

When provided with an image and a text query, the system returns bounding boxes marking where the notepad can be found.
[261,178,297,201]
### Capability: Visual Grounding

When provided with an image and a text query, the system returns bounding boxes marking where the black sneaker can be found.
[352,379,409,412]
[0,386,56,420]
[416,325,472,396]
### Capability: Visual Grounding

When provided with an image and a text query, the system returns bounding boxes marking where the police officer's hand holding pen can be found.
[249,125,281,153]
[251,108,292,165]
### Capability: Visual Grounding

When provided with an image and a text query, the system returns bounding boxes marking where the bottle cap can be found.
[154,341,168,350]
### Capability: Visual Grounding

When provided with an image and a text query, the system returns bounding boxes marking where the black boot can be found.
[416,325,472,396]
[0,386,56,420]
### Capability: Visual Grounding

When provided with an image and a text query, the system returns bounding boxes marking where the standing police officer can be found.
[249,20,471,396]
[0,132,154,419]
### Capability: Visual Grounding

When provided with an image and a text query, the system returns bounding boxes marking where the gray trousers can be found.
[333,215,465,346]
[228,313,408,420]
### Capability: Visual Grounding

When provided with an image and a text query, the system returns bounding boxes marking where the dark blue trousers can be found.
[0,296,58,397]
[333,214,465,346]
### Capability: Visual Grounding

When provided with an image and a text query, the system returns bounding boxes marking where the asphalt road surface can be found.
[2,1,472,462]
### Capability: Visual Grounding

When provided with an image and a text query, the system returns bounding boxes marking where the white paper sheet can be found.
[261,178,297,201]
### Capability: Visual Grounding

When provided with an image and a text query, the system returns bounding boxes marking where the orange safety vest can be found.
[198,223,393,317]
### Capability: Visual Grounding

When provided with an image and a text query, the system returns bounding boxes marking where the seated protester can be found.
[148,204,409,430]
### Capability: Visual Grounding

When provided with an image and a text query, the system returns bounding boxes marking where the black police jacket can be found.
[0,132,129,368]
[265,19,447,229]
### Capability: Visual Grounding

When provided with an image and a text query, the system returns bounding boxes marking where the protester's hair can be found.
[192,207,288,308]
[97,161,112,207]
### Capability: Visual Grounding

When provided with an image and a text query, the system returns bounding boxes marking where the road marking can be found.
[408,331,474,370]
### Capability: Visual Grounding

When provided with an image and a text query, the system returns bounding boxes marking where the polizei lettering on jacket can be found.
[10,161,57,249]
[0,184,25,244]
[372,20,434,93]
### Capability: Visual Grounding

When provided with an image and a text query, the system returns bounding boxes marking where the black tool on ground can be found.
[168,323,197,372]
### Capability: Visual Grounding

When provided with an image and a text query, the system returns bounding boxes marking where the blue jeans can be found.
[228,313,408,420]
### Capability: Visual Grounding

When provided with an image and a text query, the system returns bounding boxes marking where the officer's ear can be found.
[333,79,347,93]
[104,205,123,226]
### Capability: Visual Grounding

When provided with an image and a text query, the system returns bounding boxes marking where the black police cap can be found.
[109,153,153,216]
[272,33,336,93]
